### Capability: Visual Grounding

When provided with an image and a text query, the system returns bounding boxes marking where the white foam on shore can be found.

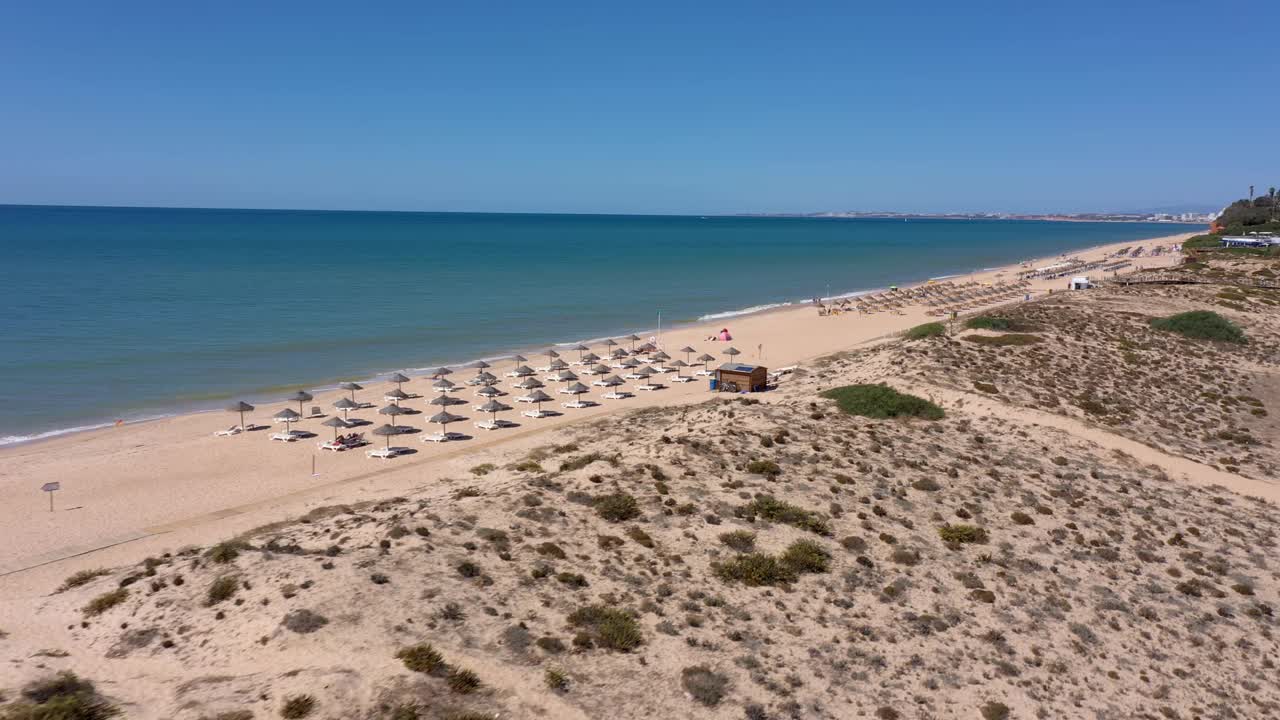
[0,414,176,447]
[697,301,793,322]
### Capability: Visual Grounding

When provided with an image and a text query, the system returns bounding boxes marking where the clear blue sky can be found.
[1,1,1276,215]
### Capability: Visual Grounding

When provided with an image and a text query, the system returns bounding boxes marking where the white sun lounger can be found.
[636,383,663,392]
[514,395,538,403]
[474,419,512,430]
[561,401,593,409]
[318,440,346,451]
[670,376,694,383]
[522,409,552,419]
[214,425,242,437]
[422,432,464,443]
[602,391,632,400]
[366,447,403,459]
[693,369,714,377]
[270,431,301,442]
[556,387,577,395]
[623,372,645,380]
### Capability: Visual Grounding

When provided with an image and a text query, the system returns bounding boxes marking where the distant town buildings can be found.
[1151,212,1218,223]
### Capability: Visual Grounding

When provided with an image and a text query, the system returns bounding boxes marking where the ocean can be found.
[0,205,1200,444]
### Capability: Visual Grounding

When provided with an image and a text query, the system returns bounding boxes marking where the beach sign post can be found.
[41,481,60,512]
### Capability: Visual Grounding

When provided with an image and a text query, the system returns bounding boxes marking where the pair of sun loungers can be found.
[318,433,368,451]
[213,424,266,436]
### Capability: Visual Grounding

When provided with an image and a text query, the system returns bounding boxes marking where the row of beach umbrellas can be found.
[228,339,745,442]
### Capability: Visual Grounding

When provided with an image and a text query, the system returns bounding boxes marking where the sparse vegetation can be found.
[82,588,128,616]
[1,672,120,720]
[281,609,328,634]
[820,384,944,420]
[594,492,640,522]
[779,539,831,573]
[566,605,643,651]
[57,568,110,593]
[205,540,250,564]
[963,333,1041,347]
[715,539,831,586]
[446,667,481,694]
[745,459,781,476]
[714,553,797,586]
[205,576,239,606]
[718,530,756,552]
[280,694,316,719]
[680,665,730,707]
[742,495,830,535]
[545,668,569,692]
[397,643,445,673]
[938,524,989,544]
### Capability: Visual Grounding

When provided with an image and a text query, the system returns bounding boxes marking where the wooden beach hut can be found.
[715,363,768,393]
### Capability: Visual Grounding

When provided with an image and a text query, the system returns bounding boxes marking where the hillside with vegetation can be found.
[1185,189,1280,254]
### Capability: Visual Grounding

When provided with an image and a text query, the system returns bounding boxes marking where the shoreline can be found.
[0,231,1197,578]
[0,229,1196,449]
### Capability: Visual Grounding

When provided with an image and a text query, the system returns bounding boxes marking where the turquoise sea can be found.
[0,205,1200,444]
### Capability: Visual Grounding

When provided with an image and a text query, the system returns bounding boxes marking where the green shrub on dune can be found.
[905,322,946,340]
[821,384,944,420]
[1150,311,1246,343]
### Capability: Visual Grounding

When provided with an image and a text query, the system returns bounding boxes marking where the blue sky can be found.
[1,1,1276,214]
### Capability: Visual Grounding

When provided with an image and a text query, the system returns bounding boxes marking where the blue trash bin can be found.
[709,378,718,391]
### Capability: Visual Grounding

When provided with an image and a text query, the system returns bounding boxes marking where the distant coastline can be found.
[736,211,1215,224]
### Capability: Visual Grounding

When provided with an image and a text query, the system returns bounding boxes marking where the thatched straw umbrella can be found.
[371,423,402,449]
[333,397,358,420]
[227,401,254,431]
[525,389,553,415]
[564,382,591,407]
[378,404,405,429]
[478,399,513,426]
[670,359,689,380]
[428,411,466,438]
[273,408,301,433]
[288,391,313,415]
[321,416,351,440]
[339,382,363,402]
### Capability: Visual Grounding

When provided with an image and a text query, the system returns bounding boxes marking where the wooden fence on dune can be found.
[1111,272,1280,290]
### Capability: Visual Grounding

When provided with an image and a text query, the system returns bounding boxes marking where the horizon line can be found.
[0,201,1213,220]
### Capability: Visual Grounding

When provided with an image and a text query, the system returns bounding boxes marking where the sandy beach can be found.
[0,233,1193,583]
